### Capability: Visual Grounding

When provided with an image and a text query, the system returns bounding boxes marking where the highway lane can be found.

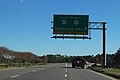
[0,66,44,80]
[0,63,117,80]
[0,63,65,80]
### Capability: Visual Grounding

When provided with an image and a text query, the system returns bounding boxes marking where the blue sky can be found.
[0,0,120,56]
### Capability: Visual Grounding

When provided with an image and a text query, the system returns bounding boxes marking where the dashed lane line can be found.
[65,64,68,67]
[10,68,45,79]
[33,70,36,72]
[65,68,67,72]
[65,74,68,77]
[11,75,20,78]
[41,68,45,70]
[65,63,69,80]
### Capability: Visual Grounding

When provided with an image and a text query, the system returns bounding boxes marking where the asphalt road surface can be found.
[0,63,117,80]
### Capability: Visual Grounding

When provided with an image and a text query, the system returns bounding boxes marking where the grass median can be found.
[102,68,120,78]
[90,67,120,79]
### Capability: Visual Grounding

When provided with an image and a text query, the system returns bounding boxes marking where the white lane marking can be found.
[41,68,45,69]
[65,74,67,77]
[11,75,20,78]
[87,69,116,80]
[65,64,67,67]
[33,70,36,72]
[65,68,67,72]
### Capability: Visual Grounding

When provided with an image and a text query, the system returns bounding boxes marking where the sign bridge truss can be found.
[51,21,107,66]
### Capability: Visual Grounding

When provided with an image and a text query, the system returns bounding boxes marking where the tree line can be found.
[44,48,120,65]
[93,48,120,65]
[44,54,95,63]
[0,46,47,65]
[0,46,120,65]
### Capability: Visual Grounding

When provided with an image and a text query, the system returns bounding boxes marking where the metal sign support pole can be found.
[89,22,107,66]
[103,23,106,66]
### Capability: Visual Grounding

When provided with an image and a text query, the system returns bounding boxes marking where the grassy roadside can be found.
[103,68,120,75]
[0,67,16,71]
[90,67,120,79]
[0,64,47,71]
[102,68,120,79]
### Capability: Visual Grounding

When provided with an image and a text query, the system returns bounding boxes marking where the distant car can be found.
[72,57,85,69]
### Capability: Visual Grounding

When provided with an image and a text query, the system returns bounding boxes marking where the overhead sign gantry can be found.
[51,14,107,66]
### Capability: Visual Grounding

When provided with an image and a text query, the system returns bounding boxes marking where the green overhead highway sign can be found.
[53,15,89,35]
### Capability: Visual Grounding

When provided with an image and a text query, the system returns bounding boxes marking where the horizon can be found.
[0,46,117,57]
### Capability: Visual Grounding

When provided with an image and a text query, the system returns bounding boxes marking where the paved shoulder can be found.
[66,64,116,80]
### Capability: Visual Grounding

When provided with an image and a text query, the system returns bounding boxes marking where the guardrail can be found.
[91,65,120,69]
